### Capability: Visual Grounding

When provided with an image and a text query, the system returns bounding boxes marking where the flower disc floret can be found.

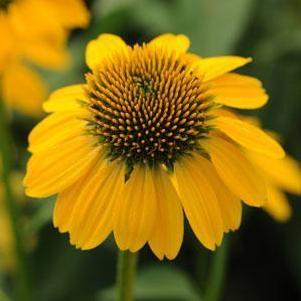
[85,44,212,173]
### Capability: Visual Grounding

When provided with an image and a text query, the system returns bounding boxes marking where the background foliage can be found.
[1,0,301,300]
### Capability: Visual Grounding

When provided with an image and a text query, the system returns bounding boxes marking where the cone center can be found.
[85,45,212,172]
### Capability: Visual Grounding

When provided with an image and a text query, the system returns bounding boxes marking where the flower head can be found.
[0,0,90,116]
[85,41,212,175]
[24,33,287,259]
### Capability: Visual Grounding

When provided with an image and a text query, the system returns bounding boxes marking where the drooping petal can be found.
[113,166,157,252]
[86,34,129,70]
[43,84,87,113]
[61,160,124,250]
[28,112,86,153]
[149,33,190,57]
[263,184,292,222]
[207,73,268,109]
[247,152,301,195]
[203,136,267,206]
[215,116,285,159]
[195,156,242,232]
[148,168,184,260]
[54,171,90,233]
[193,56,252,82]
[24,135,100,197]
[173,154,224,250]
[2,63,47,116]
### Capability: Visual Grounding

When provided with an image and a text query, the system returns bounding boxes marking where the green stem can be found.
[204,238,230,301]
[116,250,138,301]
[0,99,30,301]
[196,246,209,294]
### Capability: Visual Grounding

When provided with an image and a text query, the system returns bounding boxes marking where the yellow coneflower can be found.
[24,33,286,260]
[0,0,90,116]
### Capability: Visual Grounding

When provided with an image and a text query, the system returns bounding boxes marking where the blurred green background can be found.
[2,0,301,300]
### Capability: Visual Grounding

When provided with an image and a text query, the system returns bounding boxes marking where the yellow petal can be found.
[23,42,71,70]
[86,34,129,70]
[211,108,238,119]
[43,84,87,113]
[195,156,242,232]
[248,152,301,195]
[54,172,90,234]
[210,72,262,86]
[203,136,266,206]
[9,0,65,44]
[0,15,16,72]
[9,0,89,69]
[28,112,86,153]
[173,154,223,250]
[24,135,100,197]
[113,166,157,252]
[194,56,252,82]
[215,116,285,159]
[182,53,202,65]
[2,63,47,116]
[9,0,70,69]
[148,33,190,57]
[148,168,184,260]
[263,184,292,223]
[45,0,90,28]
[55,160,124,250]
[207,73,268,109]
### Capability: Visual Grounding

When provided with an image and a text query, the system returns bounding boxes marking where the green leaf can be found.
[98,265,201,301]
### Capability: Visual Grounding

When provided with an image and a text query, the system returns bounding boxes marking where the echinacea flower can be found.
[24,33,287,260]
[0,0,90,116]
